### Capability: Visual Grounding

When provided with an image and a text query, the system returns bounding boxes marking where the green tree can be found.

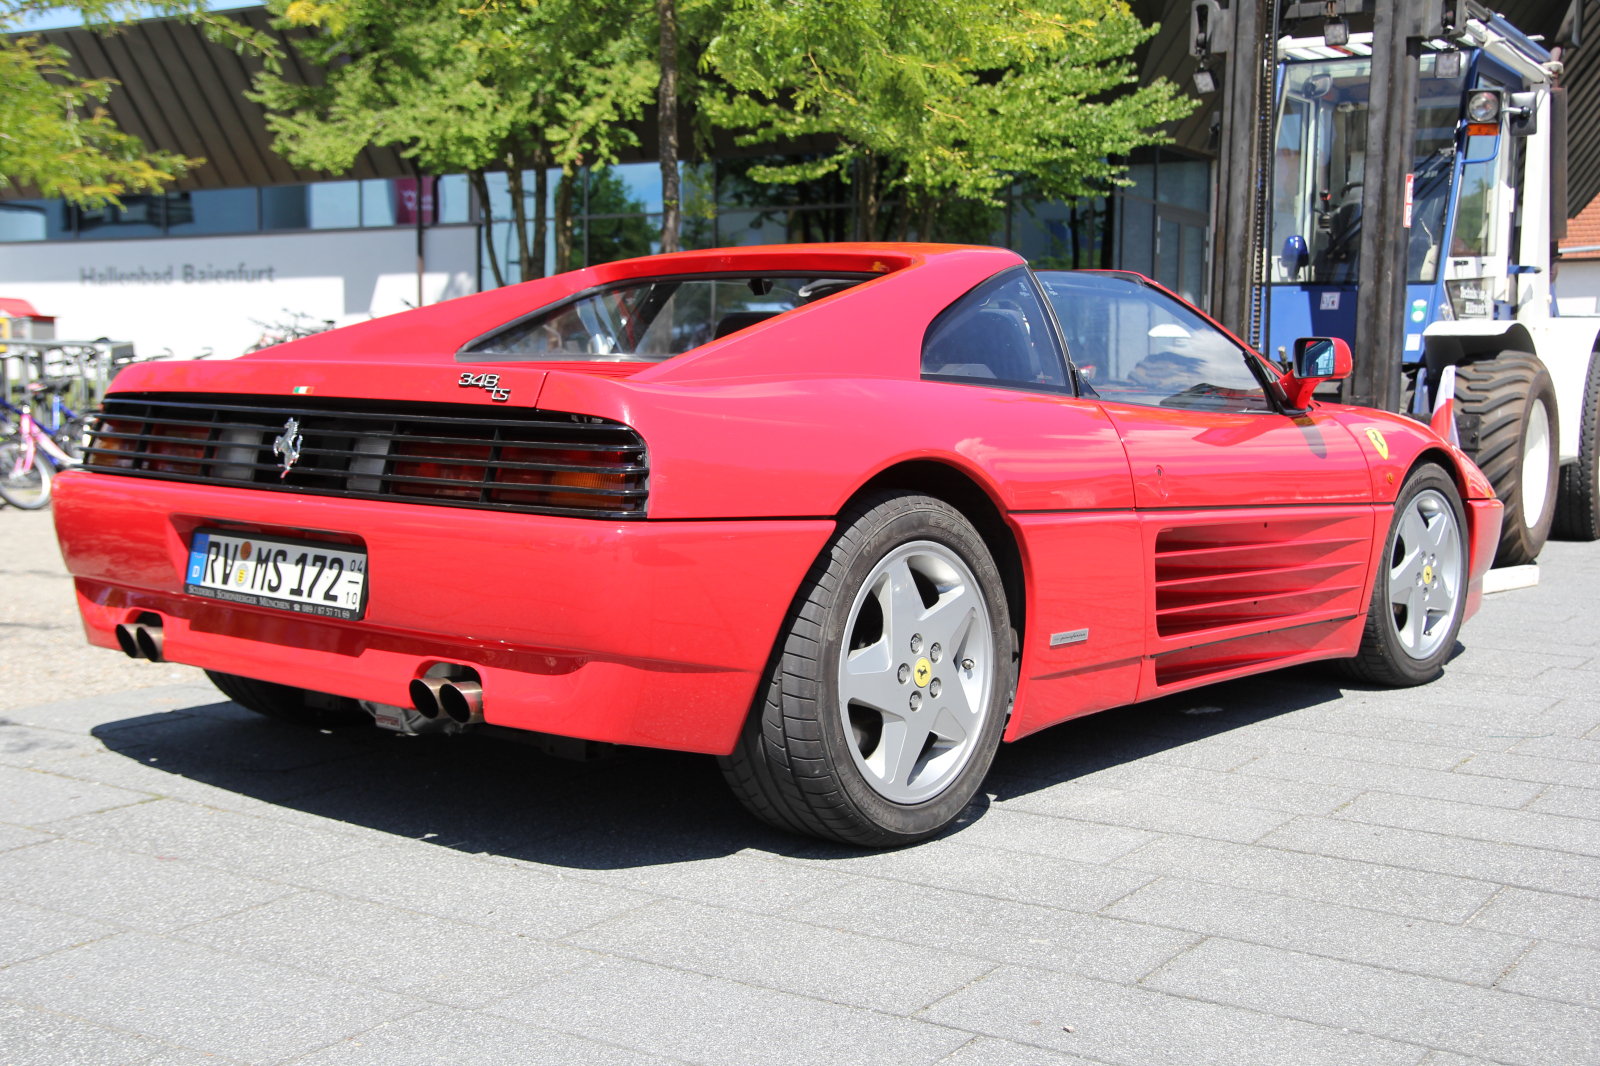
[0,1,275,205]
[251,0,655,282]
[702,0,1192,240]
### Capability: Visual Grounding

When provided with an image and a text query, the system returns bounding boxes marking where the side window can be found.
[921,268,1069,391]
[1036,272,1272,413]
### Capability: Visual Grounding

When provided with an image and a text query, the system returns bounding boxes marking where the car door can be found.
[1037,271,1376,697]
[919,267,1145,736]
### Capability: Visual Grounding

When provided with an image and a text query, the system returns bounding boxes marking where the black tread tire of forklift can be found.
[1454,352,1560,566]
[1341,465,1469,687]
[205,670,370,729]
[717,491,1015,848]
[1553,349,1600,541]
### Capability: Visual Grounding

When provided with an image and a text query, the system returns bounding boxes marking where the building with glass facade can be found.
[0,4,1218,359]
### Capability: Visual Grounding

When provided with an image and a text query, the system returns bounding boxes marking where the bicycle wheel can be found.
[0,437,52,509]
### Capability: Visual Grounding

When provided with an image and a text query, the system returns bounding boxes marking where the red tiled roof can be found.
[1562,196,1600,260]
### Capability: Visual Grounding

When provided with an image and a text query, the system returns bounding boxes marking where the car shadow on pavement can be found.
[89,659,1370,870]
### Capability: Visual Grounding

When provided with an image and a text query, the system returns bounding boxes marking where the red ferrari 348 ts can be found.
[55,243,1501,846]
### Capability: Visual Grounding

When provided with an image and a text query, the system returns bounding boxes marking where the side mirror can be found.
[1282,234,1310,278]
[1283,336,1352,408]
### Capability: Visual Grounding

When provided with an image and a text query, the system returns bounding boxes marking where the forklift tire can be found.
[1553,350,1600,542]
[1454,352,1560,567]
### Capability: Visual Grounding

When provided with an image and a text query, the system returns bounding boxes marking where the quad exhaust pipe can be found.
[408,675,484,725]
[115,619,164,662]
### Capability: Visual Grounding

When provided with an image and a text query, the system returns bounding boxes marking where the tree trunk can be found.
[471,170,506,289]
[918,195,937,243]
[657,0,681,253]
[554,171,575,273]
[507,158,533,283]
[859,151,880,241]
[531,152,549,279]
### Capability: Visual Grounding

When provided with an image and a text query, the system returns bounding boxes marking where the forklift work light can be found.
[1323,18,1349,46]
[1193,68,1217,94]
[1467,90,1502,122]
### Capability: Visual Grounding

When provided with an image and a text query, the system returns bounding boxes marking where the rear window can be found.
[460,274,870,363]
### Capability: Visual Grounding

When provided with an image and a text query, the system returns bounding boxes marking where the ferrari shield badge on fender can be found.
[1364,427,1390,460]
[272,418,303,478]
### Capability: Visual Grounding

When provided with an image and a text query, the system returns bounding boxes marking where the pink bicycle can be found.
[0,403,80,509]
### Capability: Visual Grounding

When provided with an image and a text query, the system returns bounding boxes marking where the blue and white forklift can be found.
[1236,1,1600,565]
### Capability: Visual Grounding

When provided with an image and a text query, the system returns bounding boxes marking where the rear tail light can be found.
[84,418,143,469]
[391,438,494,499]
[491,447,638,511]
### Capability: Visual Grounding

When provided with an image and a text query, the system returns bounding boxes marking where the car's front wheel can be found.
[1342,465,1468,686]
[720,492,1014,847]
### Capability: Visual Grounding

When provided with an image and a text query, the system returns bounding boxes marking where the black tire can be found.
[718,492,1014,847]
[1454,352,1559,566]
[205,670,370,729]
[1553,349,1600,541]
[1342,465,1469,687]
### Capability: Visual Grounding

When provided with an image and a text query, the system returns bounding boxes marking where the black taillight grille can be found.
[82,395,649,518]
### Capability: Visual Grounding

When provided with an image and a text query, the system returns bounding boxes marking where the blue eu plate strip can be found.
[187,533,210,583]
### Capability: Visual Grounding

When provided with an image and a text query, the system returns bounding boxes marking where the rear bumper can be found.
[54,471,833,754]
[1464,497,1503,622]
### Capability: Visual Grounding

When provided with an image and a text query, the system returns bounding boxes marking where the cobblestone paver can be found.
[2,505,1598,1065]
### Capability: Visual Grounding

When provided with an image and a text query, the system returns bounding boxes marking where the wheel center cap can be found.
[1423,564,1434,584]
[913,658,932,687]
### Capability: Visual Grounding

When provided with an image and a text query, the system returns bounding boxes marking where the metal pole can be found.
[1349,0,1423,410]
[1210,0,1266,340]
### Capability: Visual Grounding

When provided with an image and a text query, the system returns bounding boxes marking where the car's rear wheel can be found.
[1342,465,1467,686]
[719,492,1014,847]
[206,670,370,729]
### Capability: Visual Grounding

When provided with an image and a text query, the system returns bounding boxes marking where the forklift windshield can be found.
[1272,52,1469,285]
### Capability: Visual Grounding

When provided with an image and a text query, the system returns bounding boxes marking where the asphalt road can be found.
[2,504,1598,1065]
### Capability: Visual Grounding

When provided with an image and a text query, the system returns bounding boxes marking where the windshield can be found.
[1272,53,1467,285]
[462,274,869,362]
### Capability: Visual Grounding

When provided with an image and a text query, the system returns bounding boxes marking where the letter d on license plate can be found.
[186,529,368,620]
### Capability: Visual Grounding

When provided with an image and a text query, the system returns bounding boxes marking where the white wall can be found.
[0,225,478,358]
[1556,258,1600,316]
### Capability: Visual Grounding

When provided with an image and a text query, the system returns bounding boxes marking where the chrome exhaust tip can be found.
[115,623,142,658]
[439,680,484,725]
[409,677,447,719]
[133,623,164,663]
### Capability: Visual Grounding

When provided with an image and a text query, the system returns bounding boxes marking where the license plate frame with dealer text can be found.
[185,529,369,620]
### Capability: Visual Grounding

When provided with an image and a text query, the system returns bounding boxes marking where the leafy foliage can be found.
[0,0,275,204]
[701,0,1192,236]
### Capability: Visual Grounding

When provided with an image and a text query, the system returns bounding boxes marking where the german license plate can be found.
[185,529,368,620]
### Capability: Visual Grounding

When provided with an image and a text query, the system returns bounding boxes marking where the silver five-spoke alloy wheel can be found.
[838,540,994,805]
[1388,487,1463,660]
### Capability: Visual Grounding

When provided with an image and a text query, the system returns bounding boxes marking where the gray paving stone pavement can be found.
[3,507,1600,1064]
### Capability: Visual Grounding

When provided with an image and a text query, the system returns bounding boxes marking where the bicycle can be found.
[5,377,93,461]
[0,402,80,509]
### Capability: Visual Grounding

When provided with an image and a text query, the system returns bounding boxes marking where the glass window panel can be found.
[1271,58,1370,283]
[73,195,164,239]
[362,179,396,227]
[782,206,854,244]
[1408,52,1468,281]
[464,273,872,361]
[1156,216,1181,291]
[262,185,308,230]
[594,162,662,214]
[1451,145,1500,257]
[1119,197,1154,275]
[1157,152,1210,212]
[585,212,660,266]
[309,181,360,229]
[717,208,790,246]
[1037,271,1269,411]
[0,201,53,241]
[165,188,258,236]
[437,173,470,223]
[1181,223,1207,307]
[921,267,1069,391]
[1125,149,1156,200]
